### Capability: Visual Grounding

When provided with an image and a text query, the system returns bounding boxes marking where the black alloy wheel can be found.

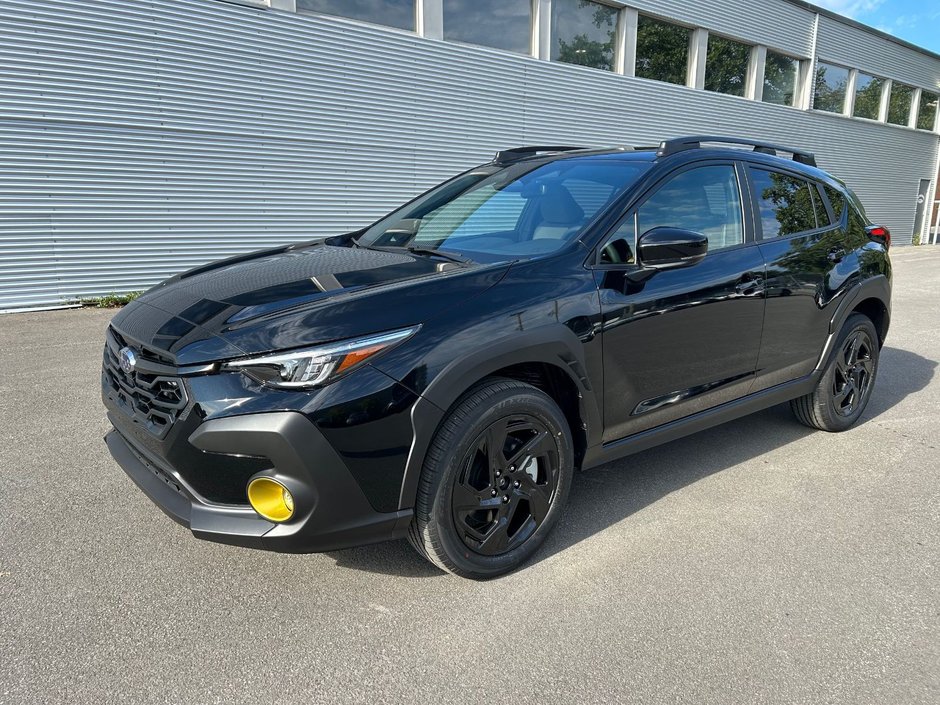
[451,415,560,556]
[831,329,875,417]
[791,313,880,432]
[408,378,573,579]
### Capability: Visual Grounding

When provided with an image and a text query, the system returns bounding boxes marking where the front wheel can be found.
[791,313,880,432]
[408,378,573,579]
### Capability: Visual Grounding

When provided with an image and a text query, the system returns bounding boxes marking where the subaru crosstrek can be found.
[102,136,891,578]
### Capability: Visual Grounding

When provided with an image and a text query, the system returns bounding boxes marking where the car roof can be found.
[489,140,838,184]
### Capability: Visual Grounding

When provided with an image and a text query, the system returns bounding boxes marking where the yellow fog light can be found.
[247,477,295,522]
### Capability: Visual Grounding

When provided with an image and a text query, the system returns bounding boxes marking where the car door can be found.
[594,160,766,443]
[745,165,846,391]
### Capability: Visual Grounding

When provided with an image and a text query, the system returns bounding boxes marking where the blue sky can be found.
[813,0,940,53]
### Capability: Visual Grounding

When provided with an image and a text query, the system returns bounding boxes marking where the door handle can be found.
[827,248,846,263]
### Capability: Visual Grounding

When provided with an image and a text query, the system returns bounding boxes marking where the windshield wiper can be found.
[404,246,473,265]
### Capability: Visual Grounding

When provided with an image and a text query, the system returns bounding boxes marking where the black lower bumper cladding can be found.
[105,411,412,553]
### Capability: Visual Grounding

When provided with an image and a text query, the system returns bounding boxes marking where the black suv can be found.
[103,136,891,578]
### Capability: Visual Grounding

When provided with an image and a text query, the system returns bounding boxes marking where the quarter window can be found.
[296,0,415,30]
[637,165,744,252]
[751,169,818,238]
[814,62,849,113]
[823,185,845,222]
[811,185,831,228]
[635,15,691,86]
[599,216,636,265]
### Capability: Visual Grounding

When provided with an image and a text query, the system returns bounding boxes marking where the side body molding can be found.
[814,273,891,372]
[396,324,602,511]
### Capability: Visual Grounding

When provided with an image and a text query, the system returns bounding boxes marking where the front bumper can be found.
[105,410,413,553]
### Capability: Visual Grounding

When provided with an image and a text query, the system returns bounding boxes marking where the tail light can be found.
[866,225,890,250]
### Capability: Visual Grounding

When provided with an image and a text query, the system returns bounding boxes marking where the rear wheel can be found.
[790,313,879,432]
[408,378,573,579]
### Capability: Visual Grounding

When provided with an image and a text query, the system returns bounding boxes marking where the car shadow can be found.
[328,346,936,579]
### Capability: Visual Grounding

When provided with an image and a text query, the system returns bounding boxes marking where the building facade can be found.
[1,0,938,311]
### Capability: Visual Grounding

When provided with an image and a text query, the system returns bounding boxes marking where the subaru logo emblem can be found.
[119,347,138,374]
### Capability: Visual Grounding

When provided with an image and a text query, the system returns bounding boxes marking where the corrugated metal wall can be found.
[629,0,815,56]
[817,15,940,89]
[0,0,938,311]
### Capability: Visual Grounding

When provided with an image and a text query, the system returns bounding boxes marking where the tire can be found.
[408,378,574,579]
[790,313,880,432]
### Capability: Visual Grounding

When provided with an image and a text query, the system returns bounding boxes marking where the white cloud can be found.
[811,0,886,19]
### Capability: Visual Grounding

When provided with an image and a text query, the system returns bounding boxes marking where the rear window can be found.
[751,169,817,238]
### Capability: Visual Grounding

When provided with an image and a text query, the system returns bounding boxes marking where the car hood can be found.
[110,241,510,364]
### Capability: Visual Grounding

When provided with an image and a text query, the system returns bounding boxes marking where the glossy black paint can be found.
[637,227,709,269]
[102,144,891,554]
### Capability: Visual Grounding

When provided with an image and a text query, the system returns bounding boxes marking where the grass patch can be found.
[79,291,144,308]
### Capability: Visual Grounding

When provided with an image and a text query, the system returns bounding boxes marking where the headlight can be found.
[221,326,418,389]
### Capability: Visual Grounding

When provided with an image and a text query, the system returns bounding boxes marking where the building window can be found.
[918,91,939,131]
[296,0,415,31]
[551,0,619,72]
[813,62,849,113]
[635,15,690,86]
[853,73,883,120]
[763,51,799,106]
[887,83,914,126]
[704,35,750,97]
[443,0,531,54]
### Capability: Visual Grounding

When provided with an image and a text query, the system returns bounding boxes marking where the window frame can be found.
[590,159,753,269]
[743,164,841,241]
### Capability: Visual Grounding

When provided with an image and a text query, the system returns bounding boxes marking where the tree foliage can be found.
[704,35,749,97]
[853,76,883,120]
[635,16,689,85]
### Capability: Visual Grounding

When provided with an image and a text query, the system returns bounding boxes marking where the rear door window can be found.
[750,169,817,238]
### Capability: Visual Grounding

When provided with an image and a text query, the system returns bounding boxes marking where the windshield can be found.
[357,156,651,262]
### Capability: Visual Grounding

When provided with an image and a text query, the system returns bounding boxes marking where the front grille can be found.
[102,329,188,439]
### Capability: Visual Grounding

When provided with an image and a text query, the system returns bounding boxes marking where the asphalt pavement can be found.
[1,247,938,705]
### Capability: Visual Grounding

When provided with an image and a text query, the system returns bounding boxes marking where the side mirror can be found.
[638,227,708,270]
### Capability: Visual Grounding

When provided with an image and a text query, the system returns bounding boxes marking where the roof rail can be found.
[656,136,817,167]
[493,145,585,165]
